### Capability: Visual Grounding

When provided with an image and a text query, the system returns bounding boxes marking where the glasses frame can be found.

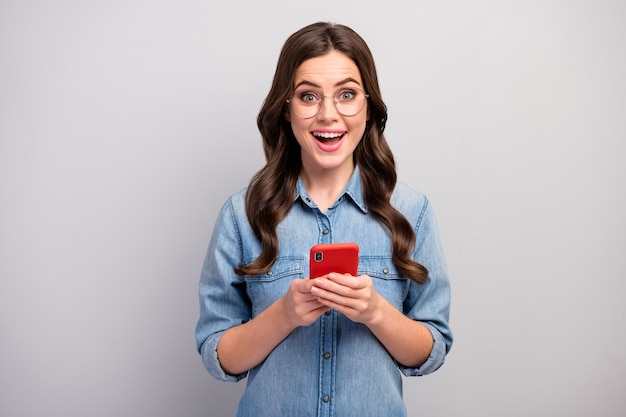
[286,87,369,119]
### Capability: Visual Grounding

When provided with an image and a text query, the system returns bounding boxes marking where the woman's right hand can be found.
[217,277,327,375]
[281,278,329,327]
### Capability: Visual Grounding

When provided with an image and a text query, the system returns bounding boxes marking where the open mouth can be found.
[312,131,345,145]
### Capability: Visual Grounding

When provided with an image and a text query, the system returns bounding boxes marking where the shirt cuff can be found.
[399,323,447,376]
[201,331,248,382]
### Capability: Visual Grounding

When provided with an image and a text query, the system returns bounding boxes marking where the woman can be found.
[196,22,452,417]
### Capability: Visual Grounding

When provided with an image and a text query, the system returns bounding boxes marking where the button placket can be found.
[316,213,332,244]
[316,209,335,415]
[319,302,335,415]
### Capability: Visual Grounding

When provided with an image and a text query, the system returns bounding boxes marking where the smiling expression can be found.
[286,50,368,179]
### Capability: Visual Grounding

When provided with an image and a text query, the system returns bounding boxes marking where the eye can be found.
[337,90,356,101]
[298,91,320,103]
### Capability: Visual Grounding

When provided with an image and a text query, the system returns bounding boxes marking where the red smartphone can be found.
[309,243,359,278]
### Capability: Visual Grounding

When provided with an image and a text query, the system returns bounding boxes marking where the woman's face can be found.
[286,50,368,179]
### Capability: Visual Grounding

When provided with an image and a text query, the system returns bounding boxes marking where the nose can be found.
[317,96,339,121]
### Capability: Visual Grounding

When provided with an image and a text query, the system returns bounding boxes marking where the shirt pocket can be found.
[358,256,410,311]
[244,256,305,317]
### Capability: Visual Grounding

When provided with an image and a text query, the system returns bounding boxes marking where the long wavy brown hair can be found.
[235,22,428,284]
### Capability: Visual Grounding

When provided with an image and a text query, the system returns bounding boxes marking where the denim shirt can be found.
[195,167,452,417]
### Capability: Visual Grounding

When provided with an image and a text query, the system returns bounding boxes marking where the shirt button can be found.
[322,228,329,235]
[324,310,331,315]
[322,395,330,403]
[323,352,331,359]
[267,270,273,276]
[382,268,389,274]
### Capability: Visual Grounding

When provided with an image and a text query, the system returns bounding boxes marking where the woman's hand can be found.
[217,278,328,375]
[281,278,330,327]
[310,273,433,368]
[310,273,383,326]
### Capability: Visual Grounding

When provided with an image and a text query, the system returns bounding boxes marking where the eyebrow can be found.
[294,77,362,90]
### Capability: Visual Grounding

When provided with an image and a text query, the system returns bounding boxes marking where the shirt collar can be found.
[295,165,368,214]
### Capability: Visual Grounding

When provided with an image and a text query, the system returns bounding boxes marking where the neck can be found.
[300,162,355,212]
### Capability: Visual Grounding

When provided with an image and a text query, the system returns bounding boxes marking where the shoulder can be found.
[389,182,435,231]
[214,187,249,231]
[212,187,261,252]
[227,187,248,209]
[215,187,246,213]
[390,182,429,214]
[391,182,445,239]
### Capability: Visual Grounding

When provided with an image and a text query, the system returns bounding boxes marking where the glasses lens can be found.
[334,89,366,117]
[290,91,320,118]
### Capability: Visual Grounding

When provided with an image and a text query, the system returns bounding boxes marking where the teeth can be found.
[313,132,344,139]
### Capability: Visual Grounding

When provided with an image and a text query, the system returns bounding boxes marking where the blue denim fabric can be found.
[195,167,453,417]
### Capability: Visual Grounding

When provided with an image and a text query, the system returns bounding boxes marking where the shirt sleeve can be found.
[195,196,250,382]
[400,197,453,376]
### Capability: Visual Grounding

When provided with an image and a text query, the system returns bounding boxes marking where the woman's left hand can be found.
[310,273,383,326]
[312,272,434,368]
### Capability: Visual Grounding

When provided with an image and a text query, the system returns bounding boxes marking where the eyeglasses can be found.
[286,87,369,119]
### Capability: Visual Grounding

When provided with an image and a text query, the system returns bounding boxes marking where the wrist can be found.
[273,295,301,331]
[364,293,386,328]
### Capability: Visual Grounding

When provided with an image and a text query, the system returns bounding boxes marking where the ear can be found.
[284,107,291,122]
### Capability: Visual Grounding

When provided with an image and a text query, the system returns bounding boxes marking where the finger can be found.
[314,294,356,317]
[312,277,358,298]
[327,273,368,290]
[311,284,357,308]
[291,278,317,293]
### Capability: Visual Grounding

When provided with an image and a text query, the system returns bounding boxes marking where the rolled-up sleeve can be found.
[400,197,453,376]
[195,197,250,382]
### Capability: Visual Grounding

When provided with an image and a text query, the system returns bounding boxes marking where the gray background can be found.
[1,1,625,416]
